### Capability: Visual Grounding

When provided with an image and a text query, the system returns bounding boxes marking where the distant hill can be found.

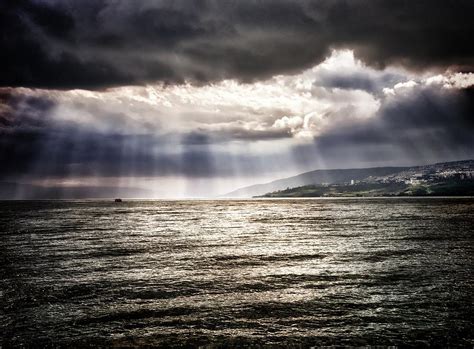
[224,160,474,198]
[224,166,407,197]
[258,180,474,198]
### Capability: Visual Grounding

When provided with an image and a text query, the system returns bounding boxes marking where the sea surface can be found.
[1,198,473,348]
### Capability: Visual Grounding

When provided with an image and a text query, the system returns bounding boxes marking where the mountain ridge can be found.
[224,159,474,198]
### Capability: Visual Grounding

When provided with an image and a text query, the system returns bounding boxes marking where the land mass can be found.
[224,159,474,198]
[257,180,474,198]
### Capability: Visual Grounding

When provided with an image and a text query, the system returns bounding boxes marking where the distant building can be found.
[350,179,355,185]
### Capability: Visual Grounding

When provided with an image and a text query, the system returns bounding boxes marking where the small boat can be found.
[114,198,122,202]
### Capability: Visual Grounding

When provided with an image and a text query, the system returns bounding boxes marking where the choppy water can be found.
[1,198,473,348]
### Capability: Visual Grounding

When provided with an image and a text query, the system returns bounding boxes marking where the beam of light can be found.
[3,50,473,199]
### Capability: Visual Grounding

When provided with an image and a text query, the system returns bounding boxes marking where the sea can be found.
[1,198,473,348]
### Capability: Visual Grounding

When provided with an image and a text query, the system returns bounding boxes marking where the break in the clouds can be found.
[1,1,473,198]
[1,0,473,89]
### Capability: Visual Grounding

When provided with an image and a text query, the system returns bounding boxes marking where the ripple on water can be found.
[0,198,473,347]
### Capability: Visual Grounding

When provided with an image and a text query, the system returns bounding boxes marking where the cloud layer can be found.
[1,0,473,89]
[1,1,473,197]
[1,51,473,197]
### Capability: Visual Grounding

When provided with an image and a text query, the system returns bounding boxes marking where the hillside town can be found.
[351,160,474,186]
[259,160,474,197]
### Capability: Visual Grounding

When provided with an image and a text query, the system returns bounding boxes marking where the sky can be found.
[1,0,473,198]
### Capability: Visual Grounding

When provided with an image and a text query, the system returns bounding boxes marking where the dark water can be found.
[1,198,473,348]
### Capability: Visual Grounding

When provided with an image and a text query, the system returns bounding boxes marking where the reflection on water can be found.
[1,198,473,347]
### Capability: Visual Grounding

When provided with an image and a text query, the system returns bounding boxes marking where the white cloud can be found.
[394,80,418,90]
[425,72,474,89]
[273,116,304,131]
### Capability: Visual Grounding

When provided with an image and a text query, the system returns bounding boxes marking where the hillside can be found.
[258,180,474,198]
[224,160,474,198]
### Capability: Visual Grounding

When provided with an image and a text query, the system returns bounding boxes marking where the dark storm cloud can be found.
[313,71,404,94]
[0,128,212,179]
[0,90,57,177]
[0,93,270,180]
[305,86,474,164]
[180,128,291,145]
[0,89,54,129]
[0,125,292,181]
[1,0,473,89]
